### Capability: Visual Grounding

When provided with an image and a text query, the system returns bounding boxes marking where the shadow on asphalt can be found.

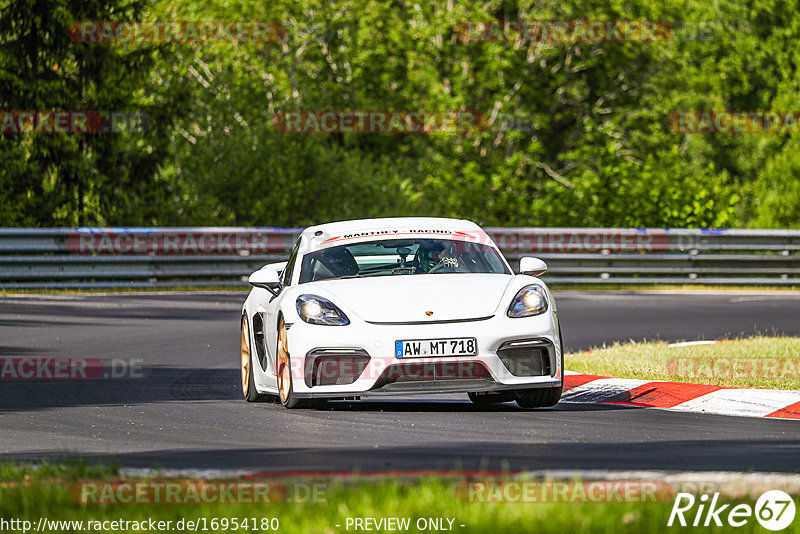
[0,345,56,355]
[0,365,631,414]
[0,367,242,412]
[312,399,629,413]
[4,438,800,473]
[0,299,242,323]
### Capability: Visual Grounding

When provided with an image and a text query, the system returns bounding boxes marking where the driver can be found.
[415,241,447,273]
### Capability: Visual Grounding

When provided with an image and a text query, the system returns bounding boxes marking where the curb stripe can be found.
[561,378,650,404]
[608,382,727,408]
[562,373,800,420]
[766,401,800,419]
[563,374,606,392]
[673,389,800,418]
[118,468,800,488]
[241,469,512,480]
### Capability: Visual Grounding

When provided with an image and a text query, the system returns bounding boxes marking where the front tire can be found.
[241,315,264,402]
[276,319,312,409]
[468,391,514,406]
[514,386,562,408]
[514,325,565,409]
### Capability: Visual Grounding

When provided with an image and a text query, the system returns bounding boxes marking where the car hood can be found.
[308,274,514,323]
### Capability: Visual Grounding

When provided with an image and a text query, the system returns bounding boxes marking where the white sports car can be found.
[240,217,563,408]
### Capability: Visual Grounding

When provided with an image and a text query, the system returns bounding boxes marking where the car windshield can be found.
[299,238,510,283]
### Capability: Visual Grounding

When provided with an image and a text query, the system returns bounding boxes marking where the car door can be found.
[262,238,301,386]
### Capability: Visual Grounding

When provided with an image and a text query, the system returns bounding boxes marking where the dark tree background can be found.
[1,0,798,228]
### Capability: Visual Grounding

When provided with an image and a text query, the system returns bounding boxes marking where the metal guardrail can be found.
[0,227,799,288]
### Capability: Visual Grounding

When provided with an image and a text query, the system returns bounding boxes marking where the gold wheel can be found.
[276,320,291,403]
[241,317,251,398]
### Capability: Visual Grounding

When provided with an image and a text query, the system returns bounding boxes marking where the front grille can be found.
[304,348,371,387]
[372,361,490,389]
[497,339,553,377]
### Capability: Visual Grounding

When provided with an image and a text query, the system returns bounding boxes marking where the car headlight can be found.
[296,294,350,325]
[507,285,548,318]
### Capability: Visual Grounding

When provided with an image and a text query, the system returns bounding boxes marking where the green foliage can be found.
[2,0,799,227]
[4,462,800,534]
[0,0,191,225]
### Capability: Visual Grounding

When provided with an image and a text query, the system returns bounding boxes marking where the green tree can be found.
[0,0,190,226]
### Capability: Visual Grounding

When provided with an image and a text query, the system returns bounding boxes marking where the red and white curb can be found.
[117,468,800,497]
[562,371,800,420]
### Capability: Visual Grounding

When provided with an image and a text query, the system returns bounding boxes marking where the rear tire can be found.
[241,315,264,402]
[468,391,515,405]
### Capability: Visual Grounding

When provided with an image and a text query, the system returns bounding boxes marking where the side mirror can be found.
[248,267,282,295]
[263,261,287,273]
[519,257,548,277]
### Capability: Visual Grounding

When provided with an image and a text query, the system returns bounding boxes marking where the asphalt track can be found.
[1,290,799,473]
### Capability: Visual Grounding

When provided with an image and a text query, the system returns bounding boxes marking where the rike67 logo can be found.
[668,490,796,530]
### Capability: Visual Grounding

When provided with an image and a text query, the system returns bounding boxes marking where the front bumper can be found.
[285,312,562,399]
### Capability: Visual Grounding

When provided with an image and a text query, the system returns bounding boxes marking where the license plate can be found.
[395,338,477,358]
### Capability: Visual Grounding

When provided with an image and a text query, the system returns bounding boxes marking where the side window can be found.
[282,239,301,286]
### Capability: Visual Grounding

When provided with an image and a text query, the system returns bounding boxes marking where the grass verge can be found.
[2,462,798,533]
[567,336,800,389]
